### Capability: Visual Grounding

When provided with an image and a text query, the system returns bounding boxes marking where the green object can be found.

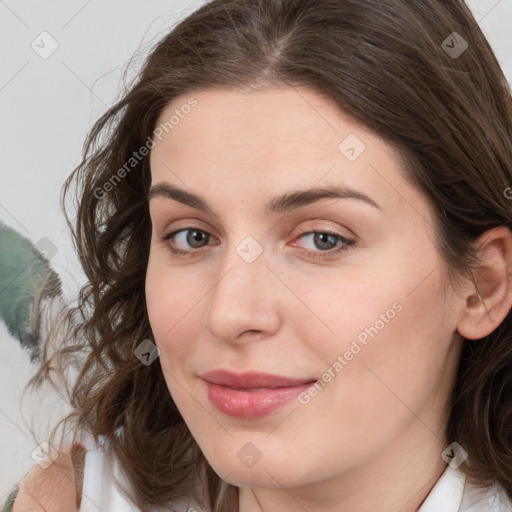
[0,222,62,361]
[0,485,19,512]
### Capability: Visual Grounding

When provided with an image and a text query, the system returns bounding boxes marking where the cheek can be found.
[291,247,450,399]
[282,263,406,359]
[326,270,451,418]
[145,262,205,418]
[145,259,203,368]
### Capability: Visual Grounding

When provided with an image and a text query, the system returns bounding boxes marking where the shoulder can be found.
[11,442,86,512]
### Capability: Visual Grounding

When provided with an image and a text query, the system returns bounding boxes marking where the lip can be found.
[200,369,317,420]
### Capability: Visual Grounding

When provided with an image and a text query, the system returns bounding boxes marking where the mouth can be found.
[199,369,317,419]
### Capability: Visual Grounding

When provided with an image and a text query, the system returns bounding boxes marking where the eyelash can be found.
[161,227,355,260]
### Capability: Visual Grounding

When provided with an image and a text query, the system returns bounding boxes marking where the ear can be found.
[457,226,512,340]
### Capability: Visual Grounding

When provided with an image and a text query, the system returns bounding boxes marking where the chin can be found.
[215,463,296,489]
[202,447,318,490]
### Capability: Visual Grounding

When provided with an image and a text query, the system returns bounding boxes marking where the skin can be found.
[145,86,512,512]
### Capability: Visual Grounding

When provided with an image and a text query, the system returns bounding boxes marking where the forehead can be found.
[148,86,427,221]
[151,86,381,160]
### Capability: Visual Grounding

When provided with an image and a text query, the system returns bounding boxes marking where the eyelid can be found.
[292,221,355,240]
[159,218,216,239]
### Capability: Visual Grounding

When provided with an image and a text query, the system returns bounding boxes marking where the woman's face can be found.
[146,86,463,493]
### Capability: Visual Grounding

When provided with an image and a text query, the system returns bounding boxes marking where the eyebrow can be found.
[148,182,383,215]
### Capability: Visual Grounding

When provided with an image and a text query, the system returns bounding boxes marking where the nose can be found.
[203,240,281,345]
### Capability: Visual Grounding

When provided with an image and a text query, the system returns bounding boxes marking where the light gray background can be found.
[0,0,511,500]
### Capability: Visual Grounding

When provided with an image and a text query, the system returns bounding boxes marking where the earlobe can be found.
[457,226,512,340]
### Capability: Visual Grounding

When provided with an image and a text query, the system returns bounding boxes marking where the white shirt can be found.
[418,462,512,512]
[76,432,512,512]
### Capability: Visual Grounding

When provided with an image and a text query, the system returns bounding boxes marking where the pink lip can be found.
[200,369,317,420]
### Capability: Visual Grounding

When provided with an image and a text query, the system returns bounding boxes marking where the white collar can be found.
[418,464,512,512]
[418,465,466,511]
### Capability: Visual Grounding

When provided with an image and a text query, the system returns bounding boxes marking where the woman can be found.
[4,0,512,510]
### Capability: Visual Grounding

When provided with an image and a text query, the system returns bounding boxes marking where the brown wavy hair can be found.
[25,0,512,510]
